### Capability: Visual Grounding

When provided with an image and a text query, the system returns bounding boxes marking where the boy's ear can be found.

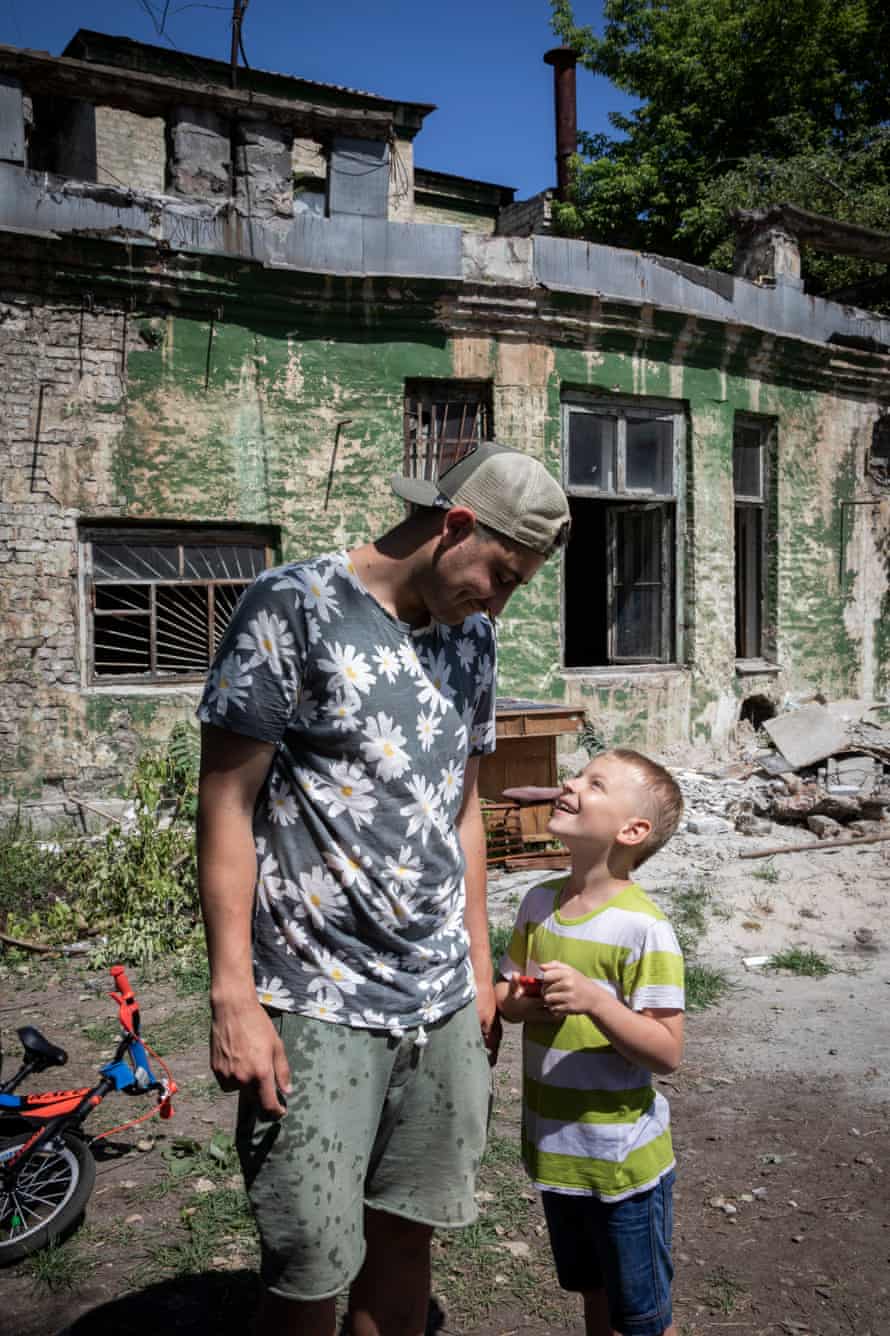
[616,816,652,849]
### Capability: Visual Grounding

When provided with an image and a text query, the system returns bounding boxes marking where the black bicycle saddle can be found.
[17,1026,68,1067]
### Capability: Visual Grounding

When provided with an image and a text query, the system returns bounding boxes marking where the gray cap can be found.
[391,441,570,556]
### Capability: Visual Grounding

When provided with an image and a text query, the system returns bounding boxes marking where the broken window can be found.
[82,529,272,683]
[403,380,493,482]
[868,416,890,484]
[734,415,775,662]
[562,399,684,667]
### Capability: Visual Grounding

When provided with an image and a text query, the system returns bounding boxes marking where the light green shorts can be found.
[235,1000,490,1301]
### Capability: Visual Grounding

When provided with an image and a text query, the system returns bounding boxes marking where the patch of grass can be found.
[686,963,730,1011]
[768,947,832,977]
[669,882,712,956]
[700,1265,746,1315]
[147,1002,208,1056]
[24,1238,92,1293]
[489,922,512,973]
[173,953,210,997]
[432,1131,574,1328]
[752,860,779,883]
[147,1185,257,1277]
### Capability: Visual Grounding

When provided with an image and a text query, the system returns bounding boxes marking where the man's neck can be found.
[348,536,431,627]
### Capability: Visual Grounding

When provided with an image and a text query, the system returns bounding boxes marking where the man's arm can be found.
[197,723,291,1117]
[457,755,501,1064]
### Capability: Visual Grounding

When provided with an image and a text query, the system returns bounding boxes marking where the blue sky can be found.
[0,0,637,199]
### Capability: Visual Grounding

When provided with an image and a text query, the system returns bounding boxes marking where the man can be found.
[196,441,570,1336]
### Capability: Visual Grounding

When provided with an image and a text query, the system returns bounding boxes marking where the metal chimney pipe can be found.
[543,47,578,201]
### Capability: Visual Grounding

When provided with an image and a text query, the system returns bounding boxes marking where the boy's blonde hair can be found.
[606,748,684,866]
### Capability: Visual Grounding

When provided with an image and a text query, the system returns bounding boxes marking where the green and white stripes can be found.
[500,878,684,1201]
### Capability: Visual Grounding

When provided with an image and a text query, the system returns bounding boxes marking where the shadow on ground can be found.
[57,1271,260,1336]
[56,1276,446,1336]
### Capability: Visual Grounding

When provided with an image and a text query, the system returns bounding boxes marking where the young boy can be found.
[495,748,685,1336]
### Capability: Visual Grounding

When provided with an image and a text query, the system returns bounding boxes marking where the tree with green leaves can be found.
[550,0,890,298]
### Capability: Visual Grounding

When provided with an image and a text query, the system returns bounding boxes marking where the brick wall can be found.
[95,106,166,194]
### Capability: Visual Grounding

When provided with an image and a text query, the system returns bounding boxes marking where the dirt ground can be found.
[2,819,888,1336]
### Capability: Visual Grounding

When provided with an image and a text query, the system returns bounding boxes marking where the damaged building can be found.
[1,31,889,823]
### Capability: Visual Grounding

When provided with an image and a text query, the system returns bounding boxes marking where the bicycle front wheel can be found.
[0,1130,95,1264]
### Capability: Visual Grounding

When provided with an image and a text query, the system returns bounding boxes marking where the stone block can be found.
[170,105,231,199]
[687,816,734,836]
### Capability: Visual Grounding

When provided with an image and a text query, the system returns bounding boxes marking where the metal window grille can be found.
[403,382,493,482]
[85,533,270,683]
[869,416,890,484]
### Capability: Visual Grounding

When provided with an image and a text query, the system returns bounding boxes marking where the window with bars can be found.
[562,398,684,667]
[868,415,890,484]
[734,415,775,663]
[82,529,273,683]
[403,380,493,482]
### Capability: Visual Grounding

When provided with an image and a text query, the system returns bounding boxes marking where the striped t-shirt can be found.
[499,878,684,1201]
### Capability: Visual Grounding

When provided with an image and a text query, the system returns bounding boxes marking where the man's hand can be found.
[475,978,502,1066]
[210,996,292,1119]
[540,961,601,1018]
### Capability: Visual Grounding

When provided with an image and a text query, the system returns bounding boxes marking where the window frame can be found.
[733,414,776,666]
[79,525,275,687]
[403,379,493,483]
[561,395,687,670]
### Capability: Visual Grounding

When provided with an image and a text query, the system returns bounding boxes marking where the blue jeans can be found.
[542,1169,674,1336]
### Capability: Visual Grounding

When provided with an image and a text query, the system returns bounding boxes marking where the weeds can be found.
[24,1239,90,1292]
[768,947,832,977]
[489,922,512,972]
[700,1266,746,1315]
[1,725,202,968]
[752,860,779,883]
[686,963,729,1011]
[147,1186,257,1277]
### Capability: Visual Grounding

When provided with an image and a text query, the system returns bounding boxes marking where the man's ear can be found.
[441,506,477,544]
[616,816,652,850]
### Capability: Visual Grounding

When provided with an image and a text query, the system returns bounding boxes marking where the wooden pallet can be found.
[481,799,569,870]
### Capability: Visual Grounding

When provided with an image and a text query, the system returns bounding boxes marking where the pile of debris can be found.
[679,699,890,844]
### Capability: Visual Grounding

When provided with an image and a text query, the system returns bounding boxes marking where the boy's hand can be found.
[540,962,600,1017]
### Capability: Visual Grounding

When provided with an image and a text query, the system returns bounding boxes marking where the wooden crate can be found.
[479,698,585,839]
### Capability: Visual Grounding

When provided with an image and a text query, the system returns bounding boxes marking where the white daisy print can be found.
[438,759,464,804]
[333,551,364,591]
[383,845,423,893]
[419,648,456,713]
[361,712,411,781]
[281,918,309,952]
[256,850,284,911]
[399,642,423,677]
[455,637,476,671]
[237,608,295,676]
[475,652,494,691]
[205,653,252,715]
[268,779,300,825]
[464,613,489,639]
[323,761,377,829]
[420,996,444,1024]
[295,766,325,803]
[256,975,293,1008]
[296,865,347,930]
[304,946,364,994]
[297,567,340,623]
[326,694,360,732]
[318,641,375,696]
[416,709,443,752]
[372,645,401,684]
[401,774,442,845]
[306,613,322,646]
[367,954,399,982]
[304,979,345,1019]
[470,718,496,752]
[324,844,370,890]
[361,1008,386,1026]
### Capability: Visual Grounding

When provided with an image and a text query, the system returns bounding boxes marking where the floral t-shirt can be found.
[197,551,497,1036]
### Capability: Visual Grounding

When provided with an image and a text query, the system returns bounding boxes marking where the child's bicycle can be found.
[0,964,177,1264]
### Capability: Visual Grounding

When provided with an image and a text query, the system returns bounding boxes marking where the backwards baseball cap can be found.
[390,441,571,556]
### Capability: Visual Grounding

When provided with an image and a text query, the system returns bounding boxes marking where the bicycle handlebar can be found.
[109,965,141,1036]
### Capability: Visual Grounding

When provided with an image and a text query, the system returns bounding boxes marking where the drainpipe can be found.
[543,47,578,201]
